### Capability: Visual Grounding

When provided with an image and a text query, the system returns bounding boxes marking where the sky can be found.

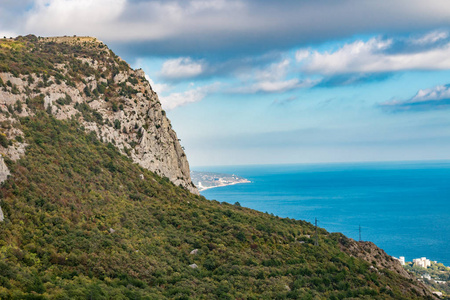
[3,0,450,167]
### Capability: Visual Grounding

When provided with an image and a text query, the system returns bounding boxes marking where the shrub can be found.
[0,133,8,148]
[114,119,121,129]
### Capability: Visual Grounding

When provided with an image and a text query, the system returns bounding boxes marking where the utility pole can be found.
[314,218,319,246]
[359,225,361,242]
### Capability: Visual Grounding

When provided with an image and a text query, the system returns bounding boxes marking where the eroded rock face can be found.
[0,155,10,184]
[0,42,198,194]
[0,155,10,222]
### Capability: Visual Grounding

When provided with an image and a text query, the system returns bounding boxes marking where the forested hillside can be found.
[0,35,436,299]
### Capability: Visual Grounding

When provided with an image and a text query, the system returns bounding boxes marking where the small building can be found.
[393,256,406,266]
[413,257,431,268]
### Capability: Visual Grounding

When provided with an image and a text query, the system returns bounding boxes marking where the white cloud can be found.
[19,0,247,42]
[302,38,392,75]
[234,78,316,94]
[233,58,317,93]
[252,79,304,93]
[145,75,171,95]
[380,83,450,111]
[159,83,219,110]
[254,59,290,81]
[10,0,450,57]
[302,34,450,75]
[160,57,204,80]
[295,49,311,62]
[410,84,450,102]
[24,0,126,37]
[411,30,449,45]
[160,89,205,110]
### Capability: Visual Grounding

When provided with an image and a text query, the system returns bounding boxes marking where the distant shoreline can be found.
[199,179,251,192]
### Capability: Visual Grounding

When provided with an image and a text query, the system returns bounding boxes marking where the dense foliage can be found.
[0,35,147,108]
[0,113,432,299]
[0,35,124,78]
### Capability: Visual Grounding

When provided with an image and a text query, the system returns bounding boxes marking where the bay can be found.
[195,161,450,266]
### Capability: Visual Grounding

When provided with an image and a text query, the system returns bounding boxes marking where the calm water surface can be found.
[195,161,450,266]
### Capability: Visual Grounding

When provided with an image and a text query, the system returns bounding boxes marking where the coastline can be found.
[199,179,251,192]
[193,162,450,267]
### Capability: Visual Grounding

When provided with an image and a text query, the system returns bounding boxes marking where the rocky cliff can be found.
[0,35,198,195]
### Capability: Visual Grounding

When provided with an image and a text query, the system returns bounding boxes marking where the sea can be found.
[194,161,450,266]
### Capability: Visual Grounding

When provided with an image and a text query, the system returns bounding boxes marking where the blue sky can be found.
[3,0,450,166]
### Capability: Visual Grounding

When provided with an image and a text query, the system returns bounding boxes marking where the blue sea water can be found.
[194,161,450,266]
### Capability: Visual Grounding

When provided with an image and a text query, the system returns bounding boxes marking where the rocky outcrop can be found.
[0,155,10,183]
[0,36,198,194]
[0,155,10,222]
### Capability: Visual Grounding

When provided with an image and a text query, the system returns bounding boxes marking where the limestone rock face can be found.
[0,38,198,194]
[0,155,10,184]
[0,155,10,222]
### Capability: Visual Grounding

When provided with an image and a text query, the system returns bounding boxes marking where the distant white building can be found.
[413,257,431,268]
[393,256,406,265]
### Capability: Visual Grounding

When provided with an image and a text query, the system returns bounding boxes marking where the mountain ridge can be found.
[0,35,437,299]
[0,34,197,194]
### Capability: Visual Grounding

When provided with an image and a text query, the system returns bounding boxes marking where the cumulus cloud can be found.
[253,59,290,81]
[302,38,393,75]
[159,83,219,110]
[159,57,204,80]
[380,84,450,111]
[6,0,450,107]
[301,33,450,75]
[231,58,316,93]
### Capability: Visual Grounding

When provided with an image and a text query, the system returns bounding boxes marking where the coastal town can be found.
[190,171,251,192]
[393,256,450,297]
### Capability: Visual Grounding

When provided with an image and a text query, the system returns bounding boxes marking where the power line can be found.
[359,225,361,242]
[314,218,319,246]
